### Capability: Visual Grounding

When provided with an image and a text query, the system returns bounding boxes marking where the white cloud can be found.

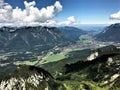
[46,20,57,25]
[0,0,4,6]
[110,11,120,20]
[54,1,62,13]
[24,1,36,8]
[0,0,63,24]
[0,0,13,23]
[0,0,77,26]
[67,16,76,24]
[59,16,76,25]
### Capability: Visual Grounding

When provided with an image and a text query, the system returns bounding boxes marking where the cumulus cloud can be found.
[54,1,62,13]
[46,20,57,25]
[110,11,120,20]
[0,0,13,22]
[44,16,77,26]
[67,16,76,24]
[0,0,62,23]
[60,16,76,25]
[0,0,77,26]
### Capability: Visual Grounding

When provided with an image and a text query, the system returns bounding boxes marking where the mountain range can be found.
[1,0,120,89]
[0,45,120,90]
[0,26,86,52]
[95,23,120,42]
[59,26,86,42]
[0,24,120,90]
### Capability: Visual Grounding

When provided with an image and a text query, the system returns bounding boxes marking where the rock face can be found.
[0,65,57,90]
[87,51,98,61]
[95,23,120,42]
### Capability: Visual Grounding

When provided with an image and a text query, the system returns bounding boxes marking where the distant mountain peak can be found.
[95,23,120,42]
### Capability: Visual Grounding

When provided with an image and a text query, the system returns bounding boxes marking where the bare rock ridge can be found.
[0,65,57,90]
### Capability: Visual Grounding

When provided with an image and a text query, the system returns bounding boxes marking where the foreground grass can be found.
[39,51,68,64]
[59,80,114,90]
[39,48,85,64]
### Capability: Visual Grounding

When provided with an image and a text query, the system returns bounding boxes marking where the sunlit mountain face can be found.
[0,0,120,90]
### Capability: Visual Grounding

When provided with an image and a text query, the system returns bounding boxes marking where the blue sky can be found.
[3,0,120,25]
